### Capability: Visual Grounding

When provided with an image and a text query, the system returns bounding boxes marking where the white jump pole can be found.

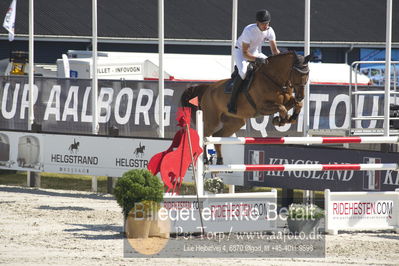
[205,136,399,145]
[91,0,99,192]
[158,0,165,138]
[229,0,239,195]
[28,0,34,131]
[384,0,392,136]
[27,0,39,187]
[196,110,204,196]
[304,0,312,205]
[231,0,238,73]
[303,0,310,137]
[92,0,98,136]
[229,0,238,194]
[206,163,399,173]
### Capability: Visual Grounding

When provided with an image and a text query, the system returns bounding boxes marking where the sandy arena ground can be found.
[0,185,398,266]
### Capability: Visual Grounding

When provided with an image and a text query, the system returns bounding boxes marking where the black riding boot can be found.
[227,75,243,114]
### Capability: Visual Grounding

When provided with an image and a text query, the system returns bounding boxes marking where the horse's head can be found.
[290,53,311,101]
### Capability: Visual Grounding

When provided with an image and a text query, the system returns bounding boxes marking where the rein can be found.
[259,69,290,93]
[243,63,292,116]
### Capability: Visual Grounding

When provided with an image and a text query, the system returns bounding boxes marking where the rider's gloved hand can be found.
[255,57,267,65]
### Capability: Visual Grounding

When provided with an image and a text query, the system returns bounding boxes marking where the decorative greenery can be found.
[204,177,224,193]
[288,203,325,220]
[113,169,164,219]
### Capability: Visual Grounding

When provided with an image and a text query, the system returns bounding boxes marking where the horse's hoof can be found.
[288,114,298,124]
[216,157,224,165]
[272,117,280,126]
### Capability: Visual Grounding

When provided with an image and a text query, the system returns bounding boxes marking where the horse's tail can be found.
[180,84,208,108]
[180,84,208,125]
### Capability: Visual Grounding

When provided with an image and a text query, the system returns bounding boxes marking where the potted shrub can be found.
[204,177,224,194]
[287,203,324,234]
[113,169,164,238]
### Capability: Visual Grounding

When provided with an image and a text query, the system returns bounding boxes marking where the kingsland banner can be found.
[244,145,399,191]
[0,76,388,137]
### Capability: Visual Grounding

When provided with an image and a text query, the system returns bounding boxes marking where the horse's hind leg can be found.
[212,116,246,165]
[203,144,209,164]
[201,110,222,164]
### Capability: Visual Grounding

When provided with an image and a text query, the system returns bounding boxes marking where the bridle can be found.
[288,65,309,102]
[259,59,309,96]
[244,55,309,115]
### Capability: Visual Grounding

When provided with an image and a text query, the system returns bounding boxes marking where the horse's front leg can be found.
[272,105,289,126]
[259,101,289,126]
[281,96,302,124]
[288,100,303,123]
[288,85,305,123]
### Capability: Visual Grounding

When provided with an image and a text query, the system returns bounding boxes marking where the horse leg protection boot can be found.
[227,75,243,114]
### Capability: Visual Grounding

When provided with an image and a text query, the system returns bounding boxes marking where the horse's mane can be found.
[270,50,296,57]
[266,50,296,62]
[265,50,309,73]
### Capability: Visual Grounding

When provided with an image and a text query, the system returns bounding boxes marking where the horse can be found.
[68,139,80,153]
[134,142,145,157]
[181,51,311,164]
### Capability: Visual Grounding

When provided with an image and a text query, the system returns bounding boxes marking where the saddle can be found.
[224,64,255,94]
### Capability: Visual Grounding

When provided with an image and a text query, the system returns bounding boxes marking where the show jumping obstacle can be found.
[194,110,399,195]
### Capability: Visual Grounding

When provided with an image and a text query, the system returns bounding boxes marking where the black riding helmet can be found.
[256,9,271,23]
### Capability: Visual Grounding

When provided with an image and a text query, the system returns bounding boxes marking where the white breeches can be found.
[233,48,267,79]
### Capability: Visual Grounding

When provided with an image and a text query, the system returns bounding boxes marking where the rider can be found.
[227,9,280,114]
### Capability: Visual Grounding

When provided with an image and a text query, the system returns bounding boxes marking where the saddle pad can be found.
[224,78,234,94]
[224,66,238,94]
[224,67,255,94]
[224,66,255,94]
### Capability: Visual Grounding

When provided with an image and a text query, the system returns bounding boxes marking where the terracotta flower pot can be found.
[125,216,151,239]
[149,211,171,239]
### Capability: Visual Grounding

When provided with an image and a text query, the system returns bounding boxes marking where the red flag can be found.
[189,96,199,107]
[176,107,191,127]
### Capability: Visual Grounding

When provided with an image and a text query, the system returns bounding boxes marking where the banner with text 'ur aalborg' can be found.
[0,76,394,138]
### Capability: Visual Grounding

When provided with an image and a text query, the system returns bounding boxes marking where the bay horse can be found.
[181,51,311,164]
